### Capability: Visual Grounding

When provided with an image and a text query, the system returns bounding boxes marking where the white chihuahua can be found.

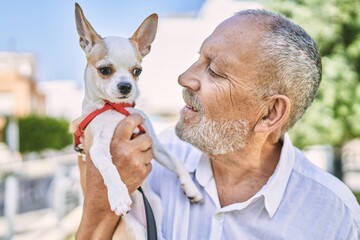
[70,3,202,239]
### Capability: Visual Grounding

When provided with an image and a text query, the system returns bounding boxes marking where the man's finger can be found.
[132,134,153,152]
[114,114,144,140]
[142,148,154,165]
[145,162,153,174]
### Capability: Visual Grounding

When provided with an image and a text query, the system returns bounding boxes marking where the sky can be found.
[0,0,205,84]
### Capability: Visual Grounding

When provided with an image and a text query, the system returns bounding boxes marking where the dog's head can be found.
[75,3,158,103]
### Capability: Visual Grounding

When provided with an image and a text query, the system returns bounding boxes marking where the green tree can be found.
[265,0,360,149]
[4,115,72,153]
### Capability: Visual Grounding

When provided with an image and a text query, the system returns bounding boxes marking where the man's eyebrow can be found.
[213,56,229,68]
[200,46,214,59]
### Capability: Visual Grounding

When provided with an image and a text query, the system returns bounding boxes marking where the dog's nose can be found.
[117,82,132,95]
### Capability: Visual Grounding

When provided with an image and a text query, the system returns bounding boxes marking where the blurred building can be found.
[0,52,45,117]
[342,139,360,191]
[38,80,83,121]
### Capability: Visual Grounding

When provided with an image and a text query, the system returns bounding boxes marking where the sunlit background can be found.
[0,0,359,239]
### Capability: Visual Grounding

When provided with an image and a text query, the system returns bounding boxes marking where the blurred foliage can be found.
[354,192,360,204]
[66,233,75,240]
[4,115,72,153]
[265,0,360,149]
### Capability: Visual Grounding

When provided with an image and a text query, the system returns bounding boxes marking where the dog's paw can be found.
[108,188,132,216]
[180,177,203,203]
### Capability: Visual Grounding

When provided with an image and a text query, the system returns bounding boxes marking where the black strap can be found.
[138,187,158,240]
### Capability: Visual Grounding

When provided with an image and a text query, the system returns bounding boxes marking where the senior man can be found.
[76,9,360,240]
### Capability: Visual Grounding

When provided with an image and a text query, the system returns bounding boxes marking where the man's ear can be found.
[254,95,290,133]
[75,3,102,54]
[130,14,158,57]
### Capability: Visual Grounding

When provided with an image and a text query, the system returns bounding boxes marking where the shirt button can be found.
[214,212,224,220]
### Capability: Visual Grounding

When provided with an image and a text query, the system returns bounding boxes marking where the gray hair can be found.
[237,9,322,132]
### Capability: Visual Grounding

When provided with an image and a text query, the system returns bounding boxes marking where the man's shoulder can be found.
[290,147,360,226]
[292,147,356,203]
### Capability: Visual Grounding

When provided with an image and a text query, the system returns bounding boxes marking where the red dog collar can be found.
[74,100,146,152]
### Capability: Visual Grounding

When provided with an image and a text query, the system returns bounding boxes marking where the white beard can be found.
[175,90,250,155]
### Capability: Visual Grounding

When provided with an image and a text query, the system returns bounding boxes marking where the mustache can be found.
[182,89,204,113]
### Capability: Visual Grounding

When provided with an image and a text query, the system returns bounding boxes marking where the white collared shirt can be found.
[148,128,360,240]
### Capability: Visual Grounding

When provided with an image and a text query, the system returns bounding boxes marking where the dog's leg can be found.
[88,126,132,215]
[112,182,162,240]
[151,138,203,202]
[128,109,203,202]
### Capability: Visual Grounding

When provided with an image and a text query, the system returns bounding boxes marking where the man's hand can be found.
[76,114,154,239]
[111,114,153,193]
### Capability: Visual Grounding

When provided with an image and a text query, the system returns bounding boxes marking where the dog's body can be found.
[70,4,202,239]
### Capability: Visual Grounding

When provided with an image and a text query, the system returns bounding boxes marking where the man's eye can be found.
[208,67,220,78]
[98,67,112,76]
[132,68,142,77]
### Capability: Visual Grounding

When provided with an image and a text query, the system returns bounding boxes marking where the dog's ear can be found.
[131,14,158,57]
[75,3,102,54]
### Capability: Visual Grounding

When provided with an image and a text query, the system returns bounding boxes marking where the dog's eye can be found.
[98,67,112,76]
[132,68,142,77]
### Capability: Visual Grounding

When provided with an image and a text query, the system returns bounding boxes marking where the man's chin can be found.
[175,121,196,144]
[175,121,187,140]
[175,118,250,156]
[175,122,208,153]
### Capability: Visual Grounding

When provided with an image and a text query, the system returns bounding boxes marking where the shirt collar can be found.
[261,133,296,217]
[194,133,296,218]
[196,154,213,187]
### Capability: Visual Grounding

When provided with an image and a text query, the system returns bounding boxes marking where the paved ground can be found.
[0,206,81,240]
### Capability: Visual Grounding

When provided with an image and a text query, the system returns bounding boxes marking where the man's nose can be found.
[178,62,201,91]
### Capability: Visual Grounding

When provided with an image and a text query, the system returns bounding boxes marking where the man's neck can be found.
[210,137,283,206]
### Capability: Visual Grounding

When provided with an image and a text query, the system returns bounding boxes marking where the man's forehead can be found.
[216,14,266,37]
[200,15,265,56]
